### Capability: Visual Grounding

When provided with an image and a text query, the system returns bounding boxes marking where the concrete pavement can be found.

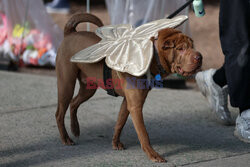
[0,71,249,167]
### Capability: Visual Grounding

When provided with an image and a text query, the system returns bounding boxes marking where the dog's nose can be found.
[193,53,202,63]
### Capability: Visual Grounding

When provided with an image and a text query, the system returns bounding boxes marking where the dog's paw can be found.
[63,137,75,146]
[149,154,166,163]
[143,146,166,163]
[112,141,125,150]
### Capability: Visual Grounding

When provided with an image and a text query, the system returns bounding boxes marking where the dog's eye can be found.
[163,40,175,50]
[176,43,187,51]
[176,47,184,51]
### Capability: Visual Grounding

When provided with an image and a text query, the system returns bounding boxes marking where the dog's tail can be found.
[64,13,104,36]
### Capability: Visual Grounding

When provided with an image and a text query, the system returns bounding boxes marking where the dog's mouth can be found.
[177,66,184,73]
[176,64,202,77]
[176,66,192,76]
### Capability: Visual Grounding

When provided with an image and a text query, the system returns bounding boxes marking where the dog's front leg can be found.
[125,89,166,163]
[112,97,129,150]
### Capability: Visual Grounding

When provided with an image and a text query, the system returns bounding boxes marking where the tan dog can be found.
[56,13,202,163]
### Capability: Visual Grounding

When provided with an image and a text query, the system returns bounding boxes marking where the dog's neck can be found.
[150,39,172,78]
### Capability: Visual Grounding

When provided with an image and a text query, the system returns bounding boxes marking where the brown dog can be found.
[56,13,202,163]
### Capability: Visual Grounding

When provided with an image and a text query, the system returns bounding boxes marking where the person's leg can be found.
[219,0,250,142]
[213,65,227,88]
[219,0,250,110]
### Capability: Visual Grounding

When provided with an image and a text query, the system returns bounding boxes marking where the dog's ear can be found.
[186,37,194,48]
[158,28,181,39]
[158,28,181,50]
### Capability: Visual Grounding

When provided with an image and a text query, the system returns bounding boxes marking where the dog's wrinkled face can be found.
[158,28,202,77]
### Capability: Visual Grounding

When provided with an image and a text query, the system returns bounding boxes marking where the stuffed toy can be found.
[0,13,8,46]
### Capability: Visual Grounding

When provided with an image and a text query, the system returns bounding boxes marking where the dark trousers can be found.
[216,0,250,111]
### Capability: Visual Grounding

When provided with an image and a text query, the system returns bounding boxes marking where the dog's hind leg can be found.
[70,80,97,137]
[112,97,129,150]
[56,62,78,145]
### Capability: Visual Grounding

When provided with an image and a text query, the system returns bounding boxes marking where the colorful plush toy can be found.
[12,22,30,38]
[22,49,39,65]
[0,13,56,66]
[8,36,27,56]
[0,13,8,45]
[26,30,52,50]
[38,49,56,66]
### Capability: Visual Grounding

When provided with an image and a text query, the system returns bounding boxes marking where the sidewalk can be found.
[0,71,249,167]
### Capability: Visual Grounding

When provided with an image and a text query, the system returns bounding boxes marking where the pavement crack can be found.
[1,104,57,115]
[181,152,250,166]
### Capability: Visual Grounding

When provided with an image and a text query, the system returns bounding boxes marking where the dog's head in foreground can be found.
[157,28,202,77]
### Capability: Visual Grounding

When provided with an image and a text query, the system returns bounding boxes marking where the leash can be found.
[167,0,205,19]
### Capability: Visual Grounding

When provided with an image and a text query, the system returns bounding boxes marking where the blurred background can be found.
[0,0,223,78]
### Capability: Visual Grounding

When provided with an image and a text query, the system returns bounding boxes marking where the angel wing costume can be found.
[71,15,188,77]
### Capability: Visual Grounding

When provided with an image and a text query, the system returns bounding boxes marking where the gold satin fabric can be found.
[71,15,188,76]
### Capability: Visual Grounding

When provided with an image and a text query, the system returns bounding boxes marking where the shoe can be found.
[234,109,250,143]
[195,69,233,125]
[46,0,70,14]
